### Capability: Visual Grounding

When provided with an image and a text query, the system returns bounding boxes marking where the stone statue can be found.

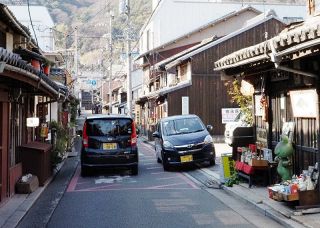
[274,135,294,181]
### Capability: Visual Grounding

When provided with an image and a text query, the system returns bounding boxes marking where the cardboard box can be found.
[299,190,320,206]
[249,158,268,167]
[272,191,284,201]
[16,175,39,194]
[282,193,299,201]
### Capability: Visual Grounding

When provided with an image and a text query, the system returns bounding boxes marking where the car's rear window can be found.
[86,118,132,136]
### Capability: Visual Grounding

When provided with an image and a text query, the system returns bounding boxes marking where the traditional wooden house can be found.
[136,7,266,139]
[214,8,320,176]
[138,11,286,140]
[0,4,65,204]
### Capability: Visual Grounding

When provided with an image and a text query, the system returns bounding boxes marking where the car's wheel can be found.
[81,166,90,177]
[162,153,170,171]
[131,165,138,175]
[209,158,216,166]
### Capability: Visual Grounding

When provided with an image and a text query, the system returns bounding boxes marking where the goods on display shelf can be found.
[238,145,269,167]
[268,162,319,204]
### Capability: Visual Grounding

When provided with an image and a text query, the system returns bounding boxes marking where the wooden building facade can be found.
[154,12,286,137]
[214,14,320,174]
[0,4,64,204]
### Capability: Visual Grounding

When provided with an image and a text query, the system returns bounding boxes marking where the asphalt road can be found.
[17,117,283,228]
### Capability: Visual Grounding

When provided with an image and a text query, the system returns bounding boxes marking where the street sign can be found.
[91,80,97,86]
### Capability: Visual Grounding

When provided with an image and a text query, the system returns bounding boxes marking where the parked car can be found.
[224,112,254,147]
[78,114,138,176]
[152,114,215,171]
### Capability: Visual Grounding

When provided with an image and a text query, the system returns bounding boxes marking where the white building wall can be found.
[8,5,55,52]
[50,102,59,122]
[140,0,306,53]
[6,33,13,51]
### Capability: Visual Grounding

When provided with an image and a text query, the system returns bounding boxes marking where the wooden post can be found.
[307,0,316,16]
[316,75,320,196]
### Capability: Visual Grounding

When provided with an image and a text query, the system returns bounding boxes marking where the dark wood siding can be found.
[192,19,285,75]
[167,19,285,136]
[252,67,318,174]
[167,74,236,135]
[0,30,5,48]
[0,91,9,203]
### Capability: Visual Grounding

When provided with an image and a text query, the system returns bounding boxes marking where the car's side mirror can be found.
[152,131,160,138]
[76,130,83,137]
[206,125,213,133]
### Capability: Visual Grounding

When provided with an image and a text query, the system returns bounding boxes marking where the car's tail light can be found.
[131,121,137,147]
[82,122,88,148]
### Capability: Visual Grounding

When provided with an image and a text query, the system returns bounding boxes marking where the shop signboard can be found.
[282,122,295,142]
[181,96,189,115]
[220,153,235,183]
[40,123,49,138]
[255,95,263,116]
[256,127,267,148]
[290,90,317,118]
[221,108,240,123]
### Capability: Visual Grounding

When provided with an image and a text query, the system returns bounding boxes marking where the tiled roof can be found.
[0,47,65,96]
[0,3,36,46]
[214,15,320,70]
[166,11,282,70]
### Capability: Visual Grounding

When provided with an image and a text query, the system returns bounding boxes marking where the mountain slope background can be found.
[2,0,306,69]
[36,0,151,68]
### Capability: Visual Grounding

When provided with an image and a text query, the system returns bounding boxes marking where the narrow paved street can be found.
[16,117,283,228]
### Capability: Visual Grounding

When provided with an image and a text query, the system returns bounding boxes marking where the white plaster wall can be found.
[8,6,55,52]
[6,33,13,51]
[140,0,306,53]
[50,102,58,122]
[157,10,259,52]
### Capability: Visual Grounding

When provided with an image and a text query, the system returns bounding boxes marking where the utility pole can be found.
[126,0,132,117]
[109,8,114,114]
[74,27,78,80]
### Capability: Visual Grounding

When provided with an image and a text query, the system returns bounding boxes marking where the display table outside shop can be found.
[20,141,52,186]
[235,160,277,188]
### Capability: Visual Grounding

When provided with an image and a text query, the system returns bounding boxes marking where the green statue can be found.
[274,135,294,181]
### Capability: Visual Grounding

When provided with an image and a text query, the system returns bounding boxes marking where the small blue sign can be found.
[91,80,97,86]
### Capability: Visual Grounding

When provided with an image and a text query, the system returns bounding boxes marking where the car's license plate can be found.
[103,143,117,150]
[180,155,193,163]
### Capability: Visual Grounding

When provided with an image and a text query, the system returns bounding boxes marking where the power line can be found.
[129,0,162,52]
[113,0,162,80]
[27,0,38,46]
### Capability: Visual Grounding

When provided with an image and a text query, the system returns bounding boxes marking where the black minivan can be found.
[152,114,215,171]
[79,114,138,176]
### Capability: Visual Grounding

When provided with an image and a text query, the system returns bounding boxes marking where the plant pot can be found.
[31,59,40,71]
[43,65,50,75]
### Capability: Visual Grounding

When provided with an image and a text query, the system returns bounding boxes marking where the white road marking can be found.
[94,175,137,184]
[157,176,177,180]
[151,172,164,175]
[147,167,162,170]
[140,159,155,162]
